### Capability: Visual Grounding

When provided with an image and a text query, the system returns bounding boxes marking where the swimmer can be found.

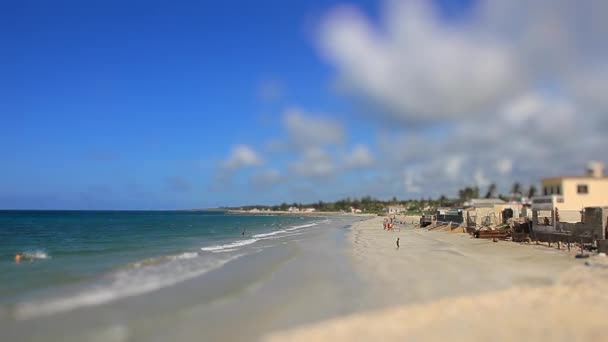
[15,253,22,263]
[242,228,246,236]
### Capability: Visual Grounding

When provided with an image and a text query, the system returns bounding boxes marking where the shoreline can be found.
[265,216,608,341]
[7,213,607,341]
[3,215,368,342]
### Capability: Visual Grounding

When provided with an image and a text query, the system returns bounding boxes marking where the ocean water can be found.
[0,210,323,319]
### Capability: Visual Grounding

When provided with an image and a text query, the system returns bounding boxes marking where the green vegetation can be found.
[222,195,456,213]
[221,181,535,213]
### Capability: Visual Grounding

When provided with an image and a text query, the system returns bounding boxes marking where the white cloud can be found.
[284,108,345,150]
[496,158,513,176]
[500,92,576,136]
[501,93,543,126]
[320,0,523,121]
[289,147,336,178]
[569,67,608,114]
[444,156,464,180]
[404,170,421,193]
[344,144,374,169]
[264,139,289,154]
[222,145,263,170]
[474,169,490,188]
[376,133,432,166]
[320,0,608,123]
[213,1,608,202]
[251,169,282,188]
[311,0,608,199]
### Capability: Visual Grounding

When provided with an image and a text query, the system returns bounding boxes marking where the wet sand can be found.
[266,217,608,341]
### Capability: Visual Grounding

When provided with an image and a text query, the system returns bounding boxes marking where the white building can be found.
[387,205,405,215]
[533,162,608,226]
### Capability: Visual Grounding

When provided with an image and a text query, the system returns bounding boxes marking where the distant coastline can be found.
[224,209,375,217]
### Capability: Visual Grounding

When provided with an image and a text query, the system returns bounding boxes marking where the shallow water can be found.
[0,211,366,341]
[0,211,324,306]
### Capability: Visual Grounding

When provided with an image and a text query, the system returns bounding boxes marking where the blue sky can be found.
[2,0,606,209]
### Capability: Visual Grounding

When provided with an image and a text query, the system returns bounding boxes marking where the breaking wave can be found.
[200,238,258,252]
[14,253,243,320]
[201,221,321,252]
[252,230,287,238]
[22,250,50,260]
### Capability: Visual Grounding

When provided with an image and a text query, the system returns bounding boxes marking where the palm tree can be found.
[527,185,537,199]
[484,183,497,198]
[511,182,522,195]
[458,186,479,203]
[511,182,522,201]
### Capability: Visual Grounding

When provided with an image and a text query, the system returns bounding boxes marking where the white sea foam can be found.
[246,221,319,240]
[129,251,198,268]
[23,250,50,260]
[265,231,306,240]
[285,223,318,231]
[14,254,243,320]
[171,252,199,260]
[210,248,240,253]
[252,230,286,238]
[201,221,321,254]
[200,238,258,252]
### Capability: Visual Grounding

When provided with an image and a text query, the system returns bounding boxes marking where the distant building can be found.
[350,207,362,213]
[387,205,405,215]
[288,207,300,213]
[303,208,316,213]
[436,207,464,225]
[464,198,527,229]
[464,198,507,208]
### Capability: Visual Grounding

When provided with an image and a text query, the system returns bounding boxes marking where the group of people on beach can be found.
[383,216,410,230]
[383,217,395,230]
[383,217,401,249]
[383,216,402,249]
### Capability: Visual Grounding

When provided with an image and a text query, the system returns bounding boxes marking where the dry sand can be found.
[265,216,608,341]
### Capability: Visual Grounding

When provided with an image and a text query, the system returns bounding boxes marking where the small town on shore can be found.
[226,161,608,256]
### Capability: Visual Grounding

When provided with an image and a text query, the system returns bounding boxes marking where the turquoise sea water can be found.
[0,210,321,312]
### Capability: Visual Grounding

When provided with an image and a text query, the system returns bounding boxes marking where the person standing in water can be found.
[396,238,400,249]
[242,228,246,236]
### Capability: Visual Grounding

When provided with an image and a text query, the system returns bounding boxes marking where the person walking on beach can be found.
[396,238,400,249]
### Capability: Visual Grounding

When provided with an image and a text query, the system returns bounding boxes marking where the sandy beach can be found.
[6,214,608,342]
[266,216,608,341]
